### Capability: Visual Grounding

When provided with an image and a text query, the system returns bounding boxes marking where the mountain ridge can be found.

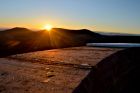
[0,27,140,57]
[0,27,100,57]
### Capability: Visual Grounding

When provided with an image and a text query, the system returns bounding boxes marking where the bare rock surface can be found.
[0,47,121,93]
[73,48,140,93]
[9,47,121,67]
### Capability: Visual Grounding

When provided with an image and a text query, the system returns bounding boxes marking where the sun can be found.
[43,24,53,31]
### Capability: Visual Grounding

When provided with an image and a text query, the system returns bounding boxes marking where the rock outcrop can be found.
[73,48,140,93]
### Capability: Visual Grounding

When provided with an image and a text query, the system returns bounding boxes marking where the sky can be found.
[0,0,140,34]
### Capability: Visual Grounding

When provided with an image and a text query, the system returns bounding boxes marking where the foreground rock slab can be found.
[0,47,121,93]
[73,48,140,93]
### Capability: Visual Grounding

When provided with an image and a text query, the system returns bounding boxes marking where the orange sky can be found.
[0,0,140,34]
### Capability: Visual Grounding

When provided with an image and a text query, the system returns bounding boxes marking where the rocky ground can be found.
[0,47,122,93]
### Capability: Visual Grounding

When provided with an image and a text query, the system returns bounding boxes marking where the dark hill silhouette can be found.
[0,27,101,57]
[0,27,140,57]
[97,35,140,43]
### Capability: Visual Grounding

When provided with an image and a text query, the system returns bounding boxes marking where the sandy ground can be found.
[0,47,122,93]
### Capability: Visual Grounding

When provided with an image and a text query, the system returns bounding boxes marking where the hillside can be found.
[0,27,101,57]
[0,27,140,57]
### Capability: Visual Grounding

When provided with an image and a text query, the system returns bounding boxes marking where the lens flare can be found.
[43,24,53,31]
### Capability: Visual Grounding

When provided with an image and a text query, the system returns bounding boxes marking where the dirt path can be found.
[0,47,122,93]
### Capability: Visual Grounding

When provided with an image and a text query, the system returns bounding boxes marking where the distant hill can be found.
[0,27,101,56]
[96,31,140,36]
[0,27,140,56]
[93,31,140,43]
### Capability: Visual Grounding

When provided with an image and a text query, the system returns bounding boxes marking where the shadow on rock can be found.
[73,48,140,93]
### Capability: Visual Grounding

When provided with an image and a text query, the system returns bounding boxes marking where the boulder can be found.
[73,48,140,93]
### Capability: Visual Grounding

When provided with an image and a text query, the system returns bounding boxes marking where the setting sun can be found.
[43,24,53,31]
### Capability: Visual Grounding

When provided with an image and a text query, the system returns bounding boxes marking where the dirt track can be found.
[0,47,122,93]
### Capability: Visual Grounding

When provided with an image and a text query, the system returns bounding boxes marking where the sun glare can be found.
[43,24,53,31]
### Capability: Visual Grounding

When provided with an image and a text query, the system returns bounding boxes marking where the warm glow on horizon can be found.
[0,0,139,34]
[43,24,53,31]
